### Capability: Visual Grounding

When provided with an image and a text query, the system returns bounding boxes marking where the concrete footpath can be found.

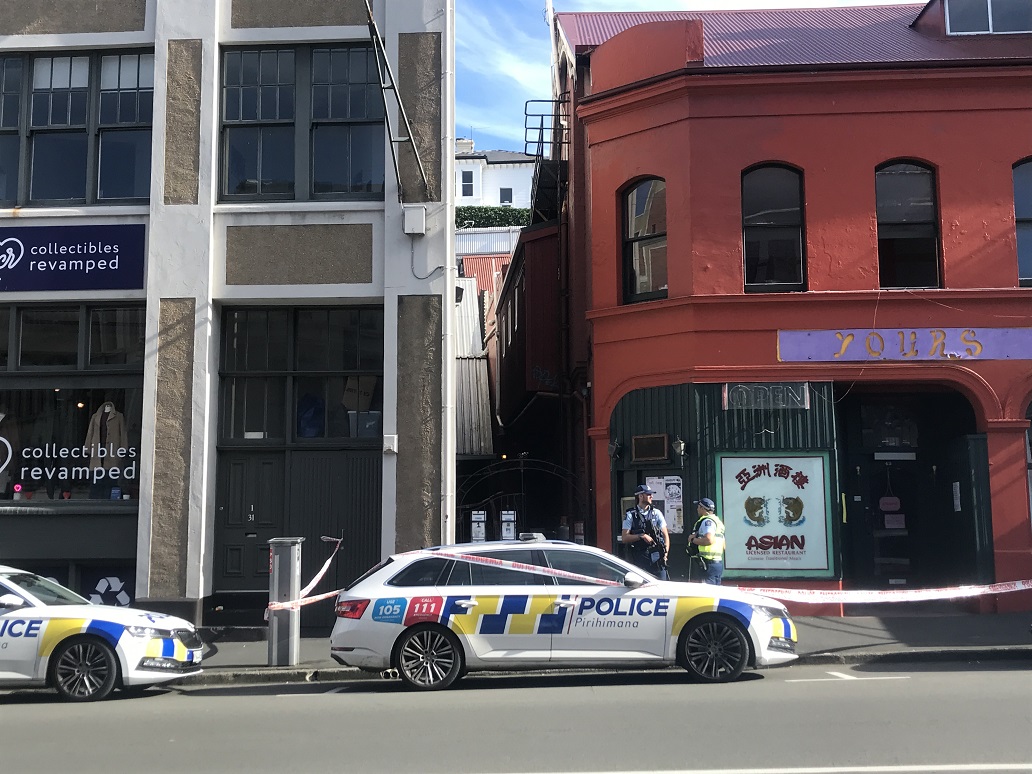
[182,611,1032,687]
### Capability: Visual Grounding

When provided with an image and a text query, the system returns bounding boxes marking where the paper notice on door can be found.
[953,482,962,512]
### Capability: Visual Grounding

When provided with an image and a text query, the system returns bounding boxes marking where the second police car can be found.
[0,566,203,701]
[329,536,797,689]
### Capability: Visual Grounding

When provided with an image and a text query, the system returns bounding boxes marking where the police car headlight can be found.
[126,625,174,639]
[755,605,789,621]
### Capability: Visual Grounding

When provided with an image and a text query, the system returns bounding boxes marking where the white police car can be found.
[329,536,797,690]
[0,566,203,701]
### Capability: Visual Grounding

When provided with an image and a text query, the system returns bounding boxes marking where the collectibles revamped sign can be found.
[646,475,684,534]
[777,328,1032,362]
[718,453,834,577]
[0,224,145,291]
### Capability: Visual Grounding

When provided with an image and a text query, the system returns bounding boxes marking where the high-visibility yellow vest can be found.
[692,513,725,561]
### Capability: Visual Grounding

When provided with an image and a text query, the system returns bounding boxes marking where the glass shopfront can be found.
[0,303,144,604]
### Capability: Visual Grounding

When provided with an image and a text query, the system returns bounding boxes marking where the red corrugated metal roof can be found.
[556,5,1032,69]
[461,254,511,295]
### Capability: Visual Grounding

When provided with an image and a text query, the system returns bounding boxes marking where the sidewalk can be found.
[182,612,1032,687]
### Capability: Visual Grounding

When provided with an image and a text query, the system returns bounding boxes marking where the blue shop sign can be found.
[0,224,145,292]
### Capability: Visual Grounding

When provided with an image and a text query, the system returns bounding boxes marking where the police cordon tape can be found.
[267,547,625,611]
[268,543,1032,611]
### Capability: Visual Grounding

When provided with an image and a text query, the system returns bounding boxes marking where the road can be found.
[3,662,1032,773]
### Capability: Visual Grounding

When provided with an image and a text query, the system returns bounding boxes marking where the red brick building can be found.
[502,0,1032,612]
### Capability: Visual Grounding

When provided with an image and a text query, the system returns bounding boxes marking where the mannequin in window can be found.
[84,401,127,499]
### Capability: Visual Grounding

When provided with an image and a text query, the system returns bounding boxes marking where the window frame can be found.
[218,44,386,204]
[875,159,942,290]
[461,169,473,197]
[0,50,154,208]
[741,162,807,294]
[622,176,668,305]
[946,0,1032,35]
[1014,158,1032,288]
[499,186,512,205]
[218,306,385,448]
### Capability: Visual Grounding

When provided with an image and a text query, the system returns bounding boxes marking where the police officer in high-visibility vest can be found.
[687,497,725,585]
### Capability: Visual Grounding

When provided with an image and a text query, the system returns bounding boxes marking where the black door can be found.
[940,435,994,585]
[213,452,286,592]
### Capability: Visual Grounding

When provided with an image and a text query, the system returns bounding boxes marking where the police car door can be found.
[543,549,668,660]
[439,549,555,662]
[0,586,40,680]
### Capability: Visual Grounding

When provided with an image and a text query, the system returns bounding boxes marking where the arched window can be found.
[1014,159,1032,286]
[742,164,805,292]
[875,161,941,288]
[622,178,667,303]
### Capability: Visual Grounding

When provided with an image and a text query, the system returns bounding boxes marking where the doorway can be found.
[838,391,992,594]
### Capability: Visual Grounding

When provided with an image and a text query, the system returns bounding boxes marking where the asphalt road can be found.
[4,662,1032,773]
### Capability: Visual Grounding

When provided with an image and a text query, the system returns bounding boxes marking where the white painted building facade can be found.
[0,0,454,627]
[455,139,535,209]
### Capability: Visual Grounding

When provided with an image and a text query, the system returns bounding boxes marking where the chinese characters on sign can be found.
[777,328,1032,363]
[719,454,832,575]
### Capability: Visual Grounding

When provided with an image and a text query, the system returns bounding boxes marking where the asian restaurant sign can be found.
[718,453,834,577]
[0,223,145,292]
[777,328,1032,362]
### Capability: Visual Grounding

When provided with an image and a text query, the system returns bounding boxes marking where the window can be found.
[387,558,449,587]
[220,307,384,442]
[876,161,941,289]
[543,549,628,586]
[1015,160,1032,287]
[500,187,512,205]
[220,46,385,201]
[468,550,553,586]
[622,178,667,303]
[947,0,1032,34]
[461,169,473,197]
[0,303,145,504]
[0,52,153,206]
[742,164,805,292]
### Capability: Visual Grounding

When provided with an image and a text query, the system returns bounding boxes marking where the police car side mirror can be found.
[0,593,25,609]
[623,572,646,588]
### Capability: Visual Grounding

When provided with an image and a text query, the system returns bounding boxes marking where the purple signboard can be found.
[778,328,1032,362]
[0,224,145,292]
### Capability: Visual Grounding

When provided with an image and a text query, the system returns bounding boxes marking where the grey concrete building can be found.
[0,0,455,628]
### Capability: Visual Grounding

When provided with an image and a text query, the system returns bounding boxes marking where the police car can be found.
[0,566,203,701]
[329,536,797,690]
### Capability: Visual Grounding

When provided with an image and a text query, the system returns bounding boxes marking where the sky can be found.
[455,0,916,153]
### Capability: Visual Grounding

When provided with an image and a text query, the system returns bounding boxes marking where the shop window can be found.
[742,164,806,292]
[946,0,1032,34]
[0,51,155,206]
[220,46,385,201]
[220,307,384,443]
[1014,159,1032,287]
[623,178,668,303]
[876,161,941,289]
[0,302,145,504]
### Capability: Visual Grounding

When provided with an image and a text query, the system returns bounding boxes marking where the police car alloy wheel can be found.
[395,624,464,690]
[678,615,749,683]
[50,637,119,702]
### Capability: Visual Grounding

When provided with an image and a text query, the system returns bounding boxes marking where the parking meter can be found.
[268,537,305,666]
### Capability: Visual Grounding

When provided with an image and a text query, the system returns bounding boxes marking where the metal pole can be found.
[268,537,305,666]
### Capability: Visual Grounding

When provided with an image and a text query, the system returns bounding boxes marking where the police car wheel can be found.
[49,637,119,702]
[395,624,464,691]
[677,616,749,683]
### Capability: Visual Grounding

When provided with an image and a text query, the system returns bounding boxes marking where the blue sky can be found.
[455,0,914,153]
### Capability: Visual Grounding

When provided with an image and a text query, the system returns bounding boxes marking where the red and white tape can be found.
[268,538,343,612]
[746,578,1032,604]
[428,549,625,587]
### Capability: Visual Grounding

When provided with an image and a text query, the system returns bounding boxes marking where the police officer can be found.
[622,484,669,580]
[688,497,725,585]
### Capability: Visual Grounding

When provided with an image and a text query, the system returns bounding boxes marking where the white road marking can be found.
[786,670,910,683]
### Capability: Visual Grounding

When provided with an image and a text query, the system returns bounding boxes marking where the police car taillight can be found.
[335,599,370,619]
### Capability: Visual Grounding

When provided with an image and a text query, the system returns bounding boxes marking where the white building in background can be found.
[0,0,454,629]
[455,138,535,209]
